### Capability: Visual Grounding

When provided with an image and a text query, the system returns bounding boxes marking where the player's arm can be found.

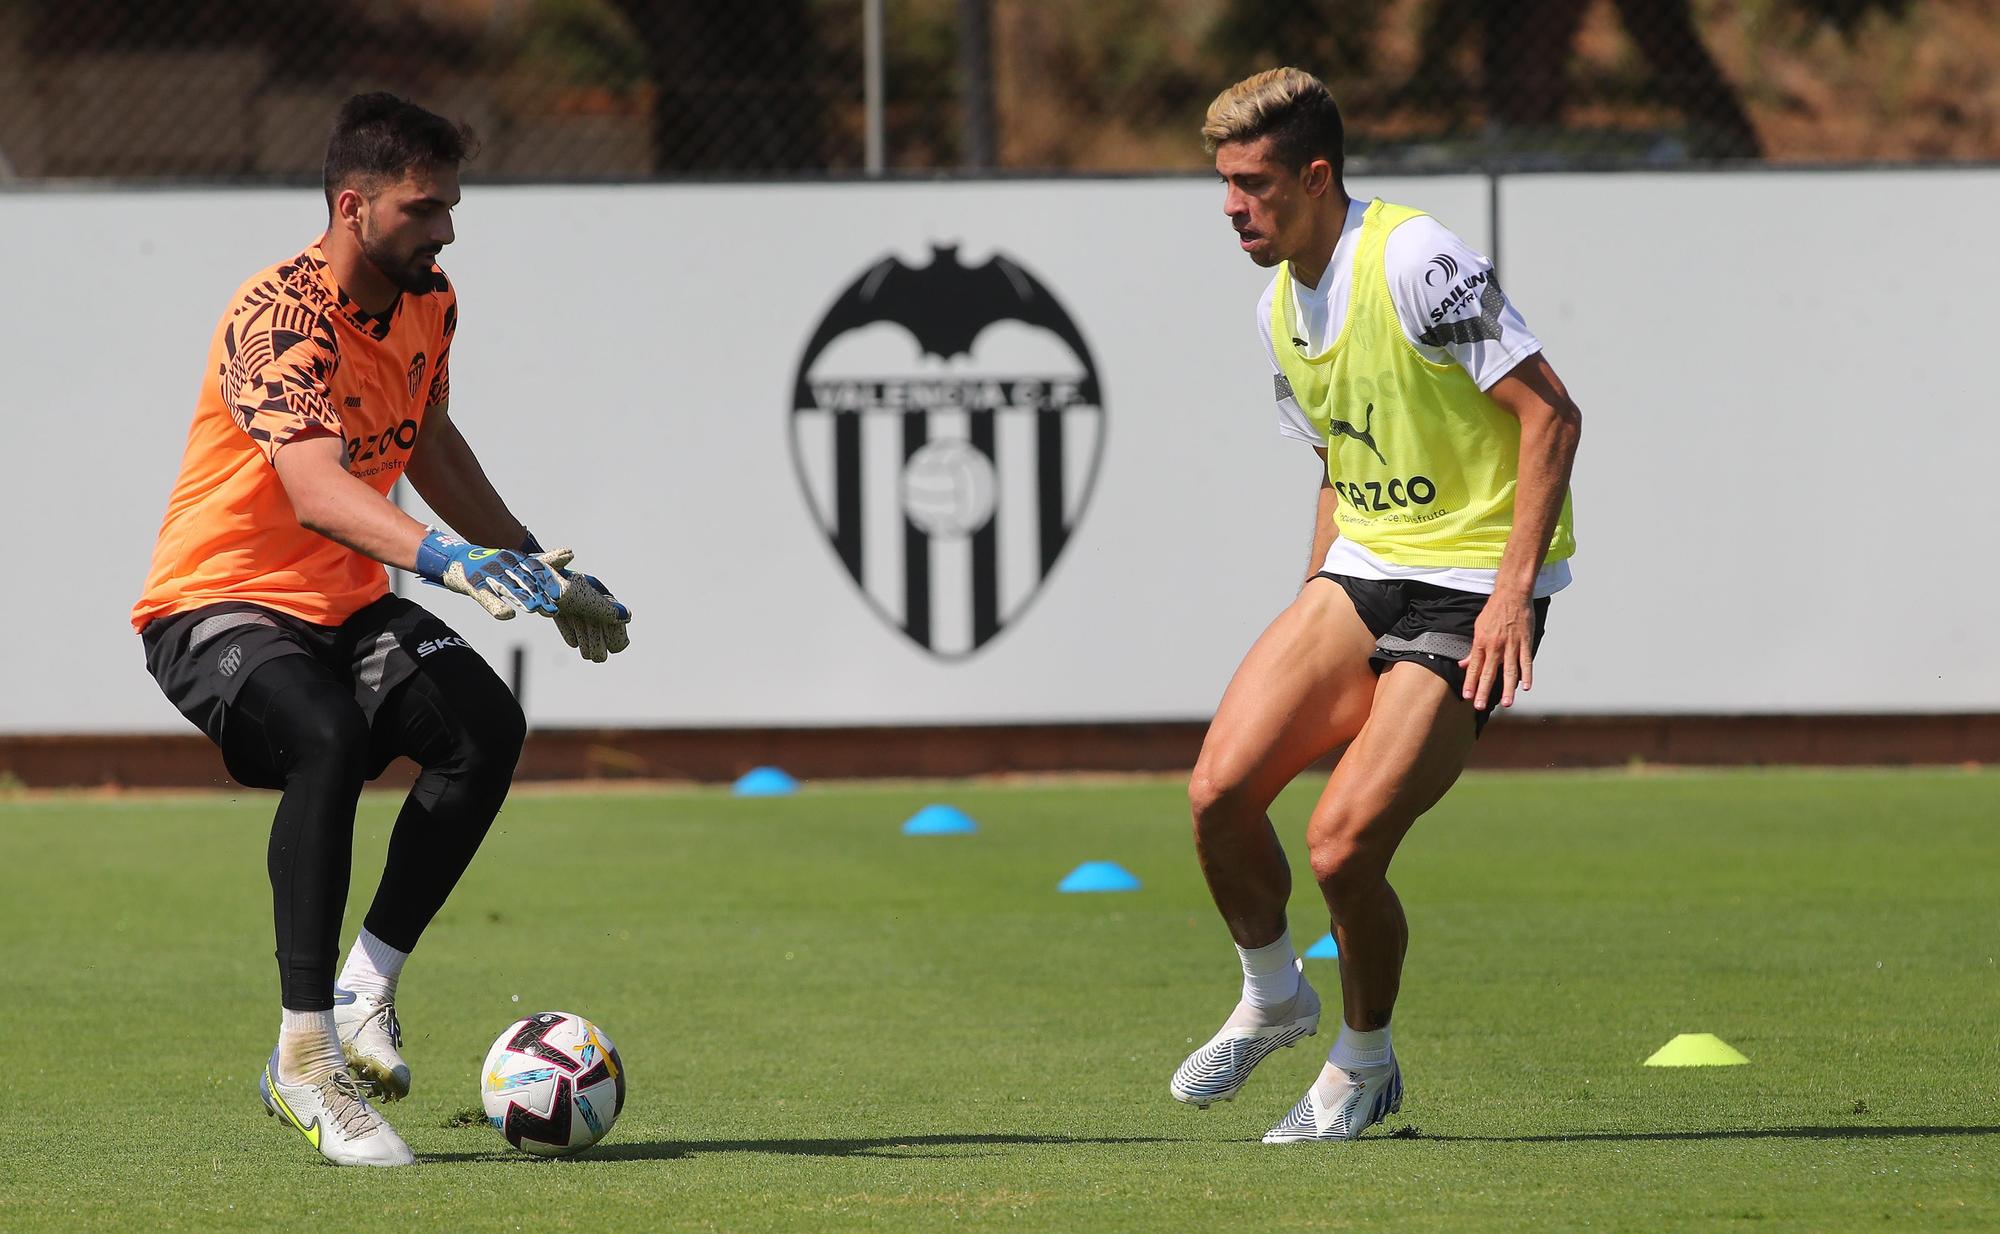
[1461,352,1582,709]
[404,402,530,550]
[1305,446,1338,587]
[274,435,429,569]
[230,316,434,573]
[272,434,561,619]
[1382,219,1576,709]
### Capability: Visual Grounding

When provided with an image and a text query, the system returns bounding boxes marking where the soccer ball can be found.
[480,1010,626,1157]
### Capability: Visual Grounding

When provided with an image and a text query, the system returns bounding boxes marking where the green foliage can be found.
[1207,0,1379,82]
[522,0,652,90]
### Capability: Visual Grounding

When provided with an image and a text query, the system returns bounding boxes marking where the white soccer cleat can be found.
[1262,1058,1403,1143]
[259,1051,416,1167]
[334,987,411,1102]
[1170,964,1321,1108]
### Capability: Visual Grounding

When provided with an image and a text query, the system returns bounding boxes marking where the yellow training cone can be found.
[1644,1033,1749,1067]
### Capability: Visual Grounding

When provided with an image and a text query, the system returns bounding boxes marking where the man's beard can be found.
[360,231,437,295]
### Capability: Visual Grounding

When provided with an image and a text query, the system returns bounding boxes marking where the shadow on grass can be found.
[1413,1125,2000,1144]
[423,1124,2000,1163]
[424,1132,1184,1165]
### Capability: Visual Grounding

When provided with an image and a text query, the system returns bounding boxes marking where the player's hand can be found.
[520,532,632,663]
[414,529,564,620]
[542,563,632,663]
[1458,588,1536,711]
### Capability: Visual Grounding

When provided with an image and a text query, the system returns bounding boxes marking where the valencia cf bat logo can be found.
[789,245,1106,659]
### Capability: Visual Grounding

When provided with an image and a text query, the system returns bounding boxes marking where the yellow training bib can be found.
[1271,199,1574,568]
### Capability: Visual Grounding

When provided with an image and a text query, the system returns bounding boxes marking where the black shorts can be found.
[141,594,479,770]
[1319,572,1551,733]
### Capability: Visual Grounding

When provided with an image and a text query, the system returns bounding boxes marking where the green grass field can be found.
[2,769,1995,1232]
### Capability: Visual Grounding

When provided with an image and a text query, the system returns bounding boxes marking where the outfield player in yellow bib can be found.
[1170,68,1582,1141]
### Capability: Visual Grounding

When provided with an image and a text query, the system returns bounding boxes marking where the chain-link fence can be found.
[1,0,1994,181]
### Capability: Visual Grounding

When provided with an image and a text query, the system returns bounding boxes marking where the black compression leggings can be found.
[220,651,525,1011]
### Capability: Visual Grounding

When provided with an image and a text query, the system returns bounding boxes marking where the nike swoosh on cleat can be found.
[264,1065,322,1149]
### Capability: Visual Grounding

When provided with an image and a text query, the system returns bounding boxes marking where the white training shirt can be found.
[1258,198,1570,597]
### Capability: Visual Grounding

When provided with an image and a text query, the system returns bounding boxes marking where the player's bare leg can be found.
[1189,577,1380,945]
[1174,579,1378,1106]
[1313,663,1475,1028]
[1266,663,1476,1141]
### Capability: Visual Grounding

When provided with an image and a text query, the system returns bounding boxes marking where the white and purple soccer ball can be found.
[480,1010,626,1157]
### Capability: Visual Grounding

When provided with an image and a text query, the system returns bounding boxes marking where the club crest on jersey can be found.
[789,245,1106,660]
[407,352,427,400]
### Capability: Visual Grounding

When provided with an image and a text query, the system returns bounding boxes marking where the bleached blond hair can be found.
[1201,67,1344,172]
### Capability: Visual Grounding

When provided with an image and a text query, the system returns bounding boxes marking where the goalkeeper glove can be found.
[523,531,633,663]
[414,529,564,619]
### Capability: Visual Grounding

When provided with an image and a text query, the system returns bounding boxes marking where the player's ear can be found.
[1301,159,1334,197]
[332,186,367,230]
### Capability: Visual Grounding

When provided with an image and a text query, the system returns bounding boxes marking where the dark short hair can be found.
[323,93,477,209]
[1203,68,1344,179]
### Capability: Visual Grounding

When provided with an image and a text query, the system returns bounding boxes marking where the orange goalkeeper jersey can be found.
[133,244,457,631]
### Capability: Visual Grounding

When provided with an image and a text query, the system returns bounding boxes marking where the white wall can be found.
[0,170,1990,733]
[1500,171,2000,713]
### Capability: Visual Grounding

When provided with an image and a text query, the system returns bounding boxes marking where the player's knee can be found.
[1188,761,1257,831]
[455,685,526,780]
[444,672,524,780]
[1308,833,1385,905]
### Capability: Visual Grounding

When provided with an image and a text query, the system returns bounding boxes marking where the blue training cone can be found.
[1304,932,1340,959]
[1059,861,1141,893]
[902,804,978,835]
[732,766,798,796]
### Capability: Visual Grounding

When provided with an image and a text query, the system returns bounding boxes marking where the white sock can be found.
[277,1008,345,1085]
[1326,1023,1394,1071]
[1237,929,1301,1009]
[336,928,408,1003]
